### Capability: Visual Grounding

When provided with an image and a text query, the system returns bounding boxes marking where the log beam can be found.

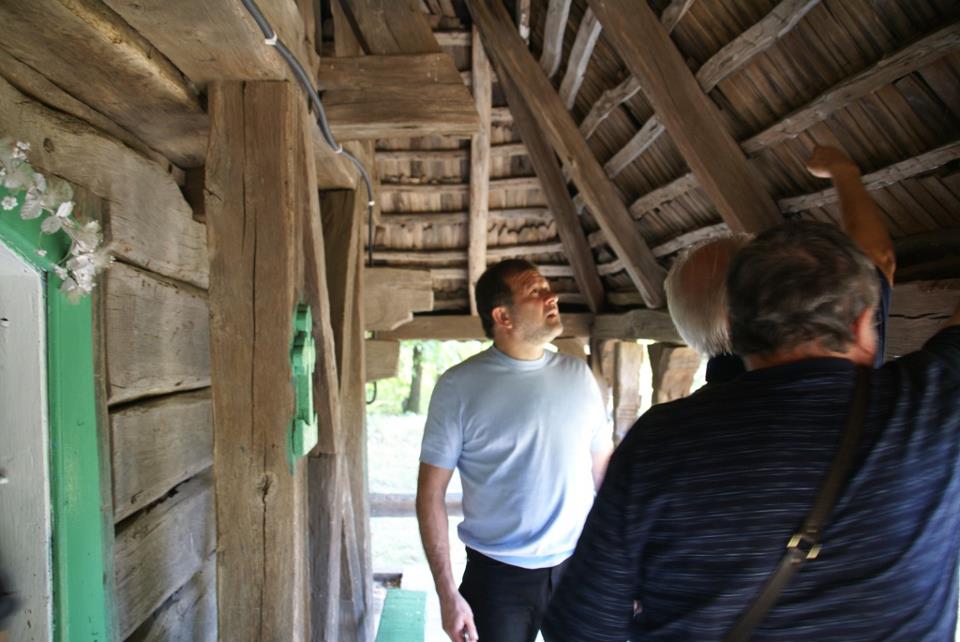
[541,0,574,78]
[558,8,603,109]
[612,341,644,443]
[364,268,435,331]
[468,26,493,314]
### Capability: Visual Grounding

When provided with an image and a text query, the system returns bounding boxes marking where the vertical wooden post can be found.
[206,81,308,642]
[612,341,644,443]
[648,343,701,405]
[589,338,616,410]
[468,25,492,314]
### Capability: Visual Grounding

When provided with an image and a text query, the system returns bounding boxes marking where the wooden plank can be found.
[470,0,667,307]
[629,172,700,218]
[315,54,480,139]
[309,454,344,642]
[379,175,541,194]
[365,340,402,381]
[695,0,821,93]
[491,106,514,123]
[376,142,526,162]
[592,309,682,342]
[127,555,216,642]
[660,0,696,33]
[339,0,441,54]
[742,23,960,154]
[310,120,359,190]
[613,341,643,442]
[0,75,208,288]
[103,0,310,85]
[589,0,782,234]
[0,0,206,167]
[541,0,574,79]
[647,343,701,404]
[364,268,435,331]
[579,76,643,140]
[369,493,463,517]
[780,140,960,213]
[469,26,493,315]
[553,337,588,360]
[434,30,471,46]
[380,207,551,225]
[559,8,603,109]
[886,279,960,358]
[604,117,666,178]
[499,73,606,312]
[206,81,308,642]
[104,263,210,406]
[111,389,213,522]
[380,313,594,340]
[114,473,215,639]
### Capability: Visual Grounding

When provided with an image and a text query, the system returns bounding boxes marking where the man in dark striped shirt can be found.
[542,222,960,641]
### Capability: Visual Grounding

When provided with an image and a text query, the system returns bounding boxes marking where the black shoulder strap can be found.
[723,366,872,642]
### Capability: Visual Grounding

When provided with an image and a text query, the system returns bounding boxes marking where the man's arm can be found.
[591,446,612,489]
[806,145,896,284]
[416,463,476,642]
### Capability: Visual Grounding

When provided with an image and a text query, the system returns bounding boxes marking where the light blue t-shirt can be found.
[420,346,610,569]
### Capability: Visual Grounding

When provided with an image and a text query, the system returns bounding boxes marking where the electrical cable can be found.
[239,0,380,403]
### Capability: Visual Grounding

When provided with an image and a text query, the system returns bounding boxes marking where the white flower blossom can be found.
[36,248,47,257]
[53,265,68,280]
[15,141,30,152]
[1,196,16,211]
[19,195,43,220]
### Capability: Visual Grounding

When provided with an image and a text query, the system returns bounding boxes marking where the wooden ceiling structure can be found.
[372,0,960,316]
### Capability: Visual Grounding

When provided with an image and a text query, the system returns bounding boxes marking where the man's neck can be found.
[744,341,869,371]
[493,335,547,361]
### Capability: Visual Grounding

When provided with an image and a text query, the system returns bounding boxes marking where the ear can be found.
[491,305,512,331]
[849,306,878,366]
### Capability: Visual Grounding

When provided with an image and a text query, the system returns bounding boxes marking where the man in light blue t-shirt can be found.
[416,259,612,642]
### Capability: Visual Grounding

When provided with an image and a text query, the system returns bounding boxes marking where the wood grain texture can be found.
[127,555,216,642]
[499,73,606,312]
[886,279,960,358]
[365,340,402,381]
[559,8,603,109]
[308,454,344,641]
[379,312,594,339]
[469,26,493,314]
[114,473,215,639]
[338,0,441,54]
[470,0,666,307]
[660,0,696,33]
[206,81,308,642]
[592,309,682,342]
[613,341,643,443]
[590,0,781,234]
[0,0,206,166]
[540,0,574,78]
[0,76,208,288]
[111,389,212,522]
[104,263,210,406]
[648,343,701,404]
[364,267,435,331]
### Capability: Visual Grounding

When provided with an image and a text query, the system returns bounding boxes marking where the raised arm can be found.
[806,146,896,285]
[416,462,476,642]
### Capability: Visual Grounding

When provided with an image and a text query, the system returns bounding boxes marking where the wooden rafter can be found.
[379,207,551,225]
[469,0,666,307]
[379,175,541,194]
[499,72,606,312]
[376,142,527,162]
[516,0,532,42]
[468,26,493,315]
[338,0,441,54]
[558,8,603,109]
[589,0,781,234]
[660,0,696,33]
[540,0,574,79]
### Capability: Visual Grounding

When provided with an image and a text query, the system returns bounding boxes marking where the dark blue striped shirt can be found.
[543,326,960,641]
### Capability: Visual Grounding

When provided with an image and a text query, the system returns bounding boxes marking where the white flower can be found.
[19,194,42,220]
[40,200,74,234]
[53,265,68,280]
[1,196,16,211]
[15,141,30,152]
[66,220,100,253]
[3,164,33,190]
[41,178,72,210]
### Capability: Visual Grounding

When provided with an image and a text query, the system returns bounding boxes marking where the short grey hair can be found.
[727,221,880,356]
[664,234,752,356]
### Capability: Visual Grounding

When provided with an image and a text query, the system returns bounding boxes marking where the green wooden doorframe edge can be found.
[0,189,112,642]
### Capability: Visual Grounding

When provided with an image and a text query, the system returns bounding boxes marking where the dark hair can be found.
[727,221,879,356]
[475,259,538,339]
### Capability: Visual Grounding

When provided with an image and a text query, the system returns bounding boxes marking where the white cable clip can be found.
[368,200,376,208]
[333,144,344,154]
[265,32,278,46]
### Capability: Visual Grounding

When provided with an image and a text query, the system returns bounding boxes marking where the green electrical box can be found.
[290,303,318,459]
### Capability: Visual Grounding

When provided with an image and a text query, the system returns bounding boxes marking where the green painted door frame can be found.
[0,187,111,642]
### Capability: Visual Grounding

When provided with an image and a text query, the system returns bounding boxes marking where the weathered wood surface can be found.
[886,279,960,358]
[369,493,463,517]
[338,0,442,54]
[741,22,960,154]
[660,0,695,32]
[114,473,215,640]
[309,455,344,641]
[376,142,526,163]
[540,0,574,78]
[469,26,492,314]
[0,76,209,288]
[648,343,701,404]
[380,313,594,340]
[613,341,643,443]
[470,0,666,308]
[592,309,683,343]
[553,337,588,360]
[104,263,210,406]
[590,0,781,235]
[516,0,531,41]
[500,73,605,312]
[628,172,699,219]
[206,81,308,642]
[0,0,206,167]
[559,8,603,109]
[316,54,480,139]
[111,389,213,522]
[364,267,435,331]
[127,555,216,642]
[379,175,541,195]
[366,340,402,381]
[604,117,666,178]
[380,206,549,226]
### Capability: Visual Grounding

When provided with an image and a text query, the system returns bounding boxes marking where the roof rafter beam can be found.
[558,8,604,109]
[540,0,574,79]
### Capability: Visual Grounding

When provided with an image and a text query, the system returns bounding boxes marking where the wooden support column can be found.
[589,0,781,234]
[612,341,644,443]
[469,0,666,308]
[498,72,605,312]
[206,81,308,642]
[648,343,701,405]
[589,338,616,411]
[468,25,492,314]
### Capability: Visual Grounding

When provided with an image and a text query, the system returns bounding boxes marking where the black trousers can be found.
[458,548,570,642]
